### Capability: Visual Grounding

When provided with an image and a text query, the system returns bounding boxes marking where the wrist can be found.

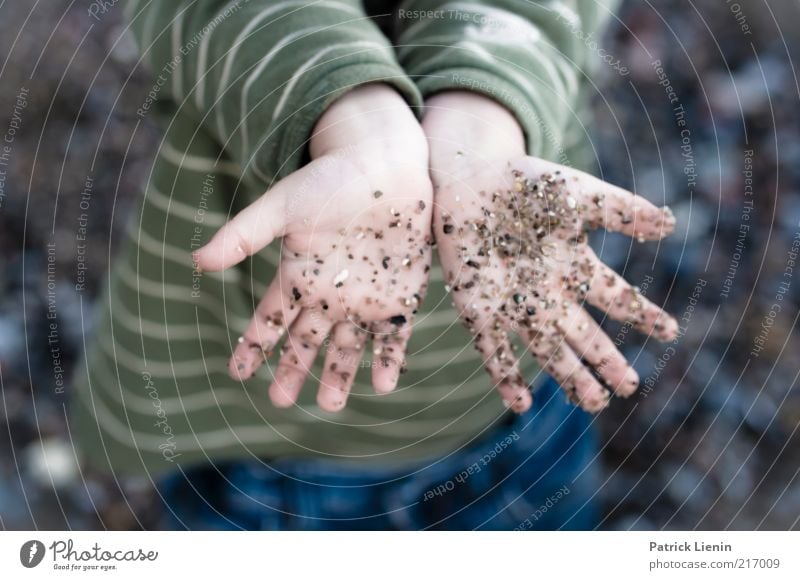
[311,84,425,159]
[422,91,526,174]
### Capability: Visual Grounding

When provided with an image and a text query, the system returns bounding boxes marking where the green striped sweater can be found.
[72,0,615,475]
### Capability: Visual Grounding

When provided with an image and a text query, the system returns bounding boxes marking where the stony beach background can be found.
[0,0,798,530]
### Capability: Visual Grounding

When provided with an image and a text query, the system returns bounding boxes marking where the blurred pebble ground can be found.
[0,0,798,529]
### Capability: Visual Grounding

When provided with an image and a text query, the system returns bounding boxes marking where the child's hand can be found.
[423,92,678,413]
[195,85,433,412]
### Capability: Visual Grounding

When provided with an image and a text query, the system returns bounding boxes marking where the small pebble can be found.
[333,269,349,287]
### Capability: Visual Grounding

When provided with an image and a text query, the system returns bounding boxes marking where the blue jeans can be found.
[157,379,600,530]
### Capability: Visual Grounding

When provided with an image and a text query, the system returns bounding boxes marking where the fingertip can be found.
[653,205,677,239]
[506,390,532,414]
[229,337,273,381]
[194,235,248,272]
[565,376,610,413]
[372,357,403,394]
[374,384,397,395]
[615,366,640,398]
[316,370,351,412]
[192,248,213,272]
[192,246,223,273]
[373,373,399,395]
[655,314,679,342]
[497,377,531,413]
[228,355,251,381]
[582,390,611,413]
[628,204,676,242]
[269,377,299,408]
[317,386,347,412]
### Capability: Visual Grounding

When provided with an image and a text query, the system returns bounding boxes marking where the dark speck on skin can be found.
[389,314,407,326]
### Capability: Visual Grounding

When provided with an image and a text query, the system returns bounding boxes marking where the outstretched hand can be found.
[424,92,678,413]
[195,85,433,411]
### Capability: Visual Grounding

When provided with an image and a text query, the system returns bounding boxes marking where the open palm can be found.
[195,141,433,412]
[433,156,678,413]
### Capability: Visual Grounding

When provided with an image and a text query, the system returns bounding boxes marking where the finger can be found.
[526,330,609,413]
[575,177,675,240]
[193,194,286,272]
[473,328,532,413]
[583,249,679,341]
[370,318,413,395]
[317,322,367,412]
[229,277,300,380]
[268,308,333,408]
[560,305,639,397]
[515,158,675,240]
[194,159,335,271]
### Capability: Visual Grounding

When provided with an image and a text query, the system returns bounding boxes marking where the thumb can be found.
[194,163,317,272]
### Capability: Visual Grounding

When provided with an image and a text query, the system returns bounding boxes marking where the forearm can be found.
[124,0,422,186]
[396,0,620,158]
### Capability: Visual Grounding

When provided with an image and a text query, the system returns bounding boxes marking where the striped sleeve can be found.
[124,0,423,186]
[393,0,618,160]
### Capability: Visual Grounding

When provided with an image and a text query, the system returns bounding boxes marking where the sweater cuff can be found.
[415,67,568,161]
[263,63,424,181]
